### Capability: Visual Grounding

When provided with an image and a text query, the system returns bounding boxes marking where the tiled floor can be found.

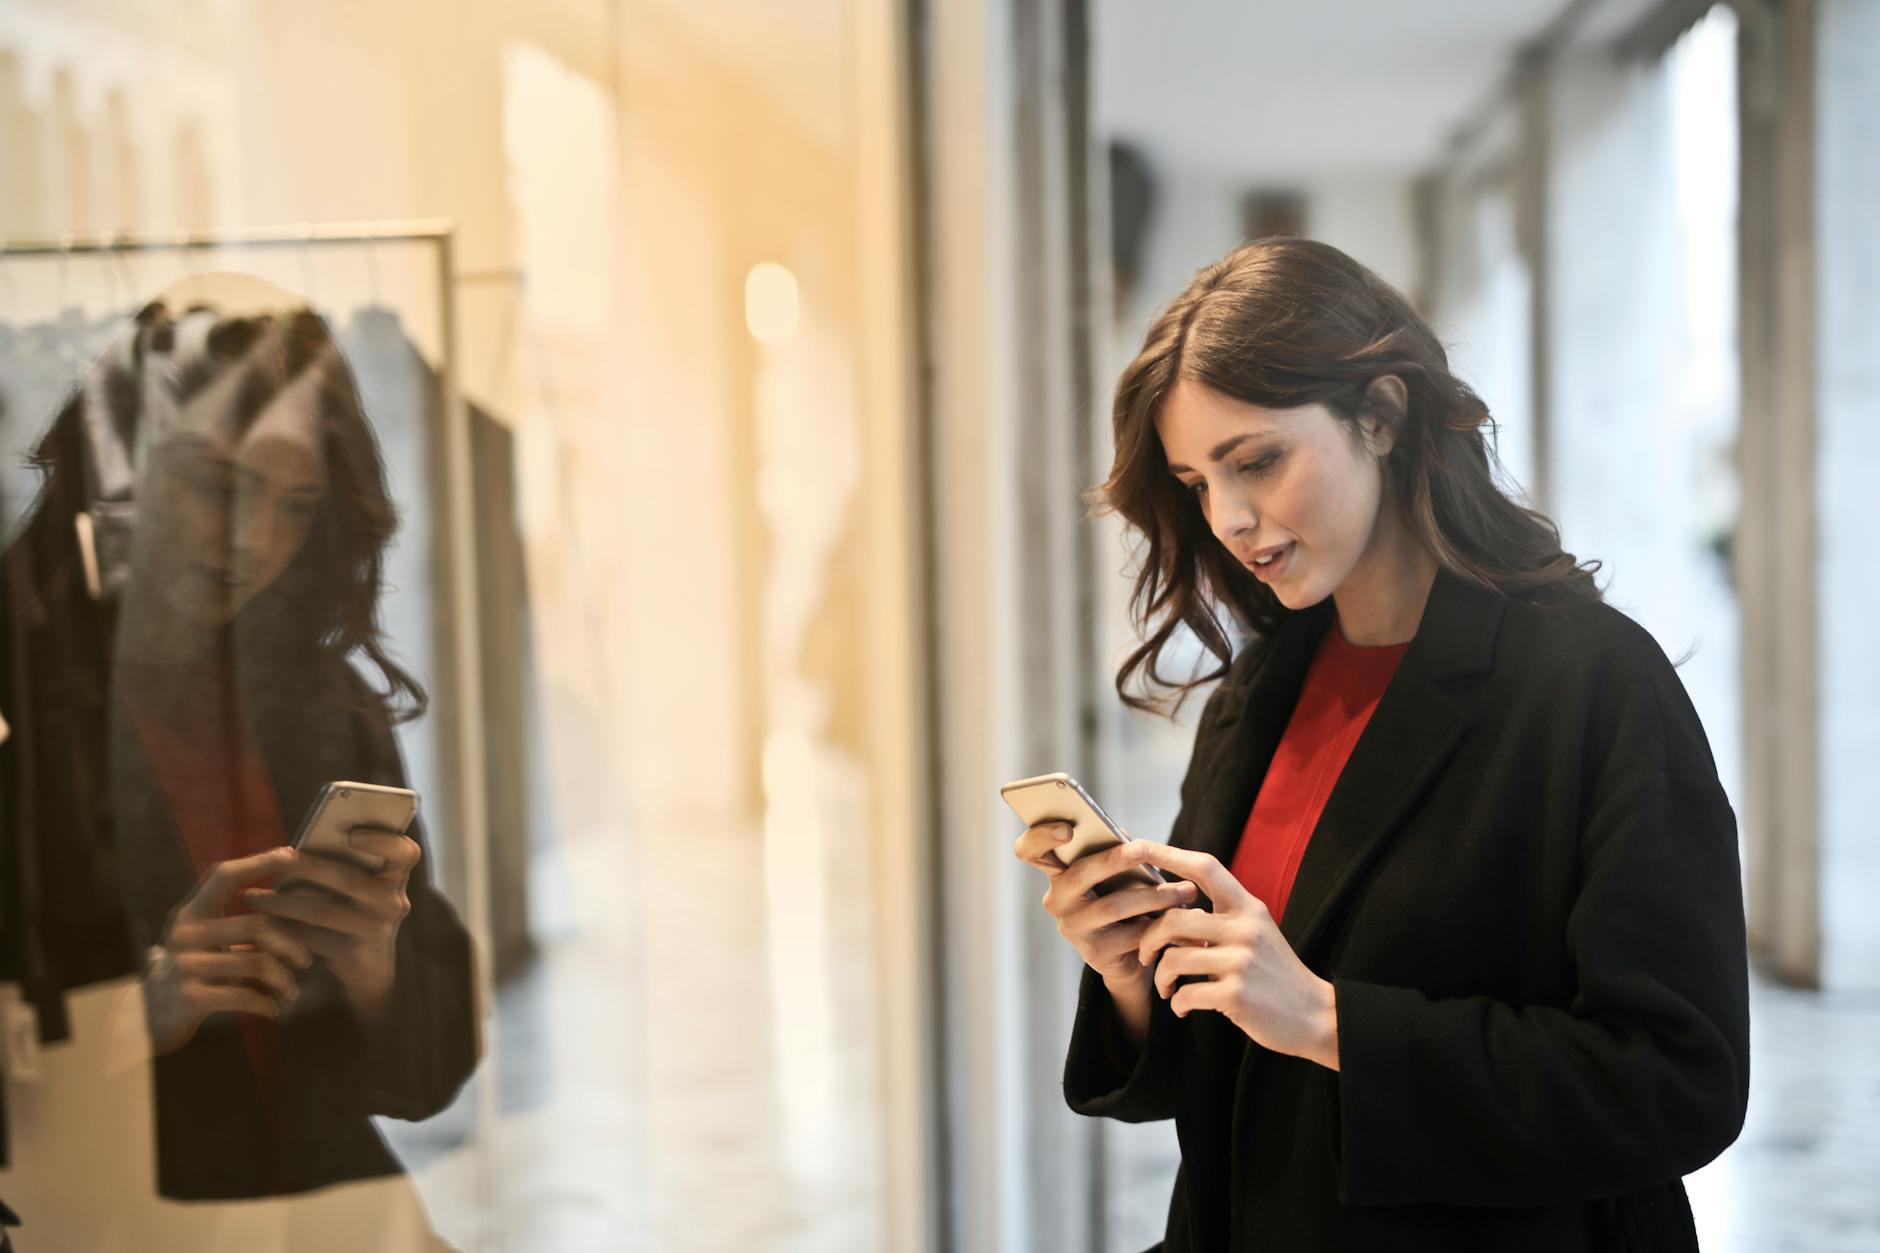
[1684,968,1880,1252]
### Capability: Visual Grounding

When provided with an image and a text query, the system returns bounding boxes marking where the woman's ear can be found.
[1359,375,1408,458]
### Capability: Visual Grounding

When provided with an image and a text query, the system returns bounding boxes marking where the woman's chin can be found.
[1261,573,1304,609]
[140,581,239,636]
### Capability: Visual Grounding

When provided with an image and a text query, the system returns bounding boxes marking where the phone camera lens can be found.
[339,789,352,799]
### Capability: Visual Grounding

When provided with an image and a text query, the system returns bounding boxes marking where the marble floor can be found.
[1684,967,1880,1252]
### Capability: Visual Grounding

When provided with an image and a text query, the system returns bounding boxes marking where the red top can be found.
[120,655,288,1180]
[120,659,289,878]
[1228,615,1411,926]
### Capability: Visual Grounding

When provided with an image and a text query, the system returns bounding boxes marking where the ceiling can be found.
[1096,0,1587,181]
[624,0,1673,183]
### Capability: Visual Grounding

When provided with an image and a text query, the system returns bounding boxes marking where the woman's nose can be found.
[1210,494,1256,548]
[233,494,276,564]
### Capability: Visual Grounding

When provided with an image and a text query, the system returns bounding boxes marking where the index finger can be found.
[181,847,299,920]
[1056,839,1155,899]
[1013,821,1073,871]
[185,913,316,970]
[1120,841,1247,907]
[343,828,422,875]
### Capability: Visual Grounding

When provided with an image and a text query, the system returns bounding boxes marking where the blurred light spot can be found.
[744,262,799,344]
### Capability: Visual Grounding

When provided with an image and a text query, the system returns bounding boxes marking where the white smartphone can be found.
[288,781,418,876]
[1000,772,1164,894]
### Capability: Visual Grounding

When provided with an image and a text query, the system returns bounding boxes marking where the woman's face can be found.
[138,391,329,631]
[1155,379,1393,610]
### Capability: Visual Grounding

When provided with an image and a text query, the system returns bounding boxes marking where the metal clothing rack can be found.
[0,220,499,1229]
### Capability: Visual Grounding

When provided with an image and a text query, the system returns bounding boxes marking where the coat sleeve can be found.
[307,686,482,1123]
[1327,637,1751,1205]
[1063,961,1185,1122]
[346,798,482,1122]
[1062,671,1247,1122]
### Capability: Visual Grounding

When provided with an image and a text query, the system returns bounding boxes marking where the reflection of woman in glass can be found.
[1013,238,1748,1250]
[0,292,477,1206]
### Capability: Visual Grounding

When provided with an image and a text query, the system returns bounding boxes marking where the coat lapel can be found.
[1280,569,1502,961]
[1184,566,1504,963]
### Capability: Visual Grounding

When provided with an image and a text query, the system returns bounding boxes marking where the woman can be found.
[1014,238,1749,1251]
[0,288,478,1212]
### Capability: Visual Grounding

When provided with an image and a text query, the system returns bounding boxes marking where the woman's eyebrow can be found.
[230,462,327,496]
[1166,432,1270,474]
[168,433,228,462]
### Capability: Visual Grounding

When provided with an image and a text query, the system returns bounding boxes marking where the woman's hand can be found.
[1126,841,1341,1071]
[242,828,422,1026]
[1014,823,1201,982]
[145,846,315,1055]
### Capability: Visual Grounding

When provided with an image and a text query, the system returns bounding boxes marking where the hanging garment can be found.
[0,309,126,543]
[338,306,534,970]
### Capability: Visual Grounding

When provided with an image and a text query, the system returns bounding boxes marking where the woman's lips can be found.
[195,563,247,590]
[1249,542,1294,582]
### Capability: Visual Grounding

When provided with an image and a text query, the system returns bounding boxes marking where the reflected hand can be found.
[243,828,421,1025]
[1127,841,1340,1070]
[145,846,315,1055]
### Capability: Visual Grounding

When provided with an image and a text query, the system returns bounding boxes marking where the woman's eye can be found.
[1241,455,1280,478]
[187,470,234,500]
[1186,480,1207,497]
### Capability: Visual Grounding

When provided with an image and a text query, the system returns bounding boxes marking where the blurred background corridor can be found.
[0,0,1875,1250]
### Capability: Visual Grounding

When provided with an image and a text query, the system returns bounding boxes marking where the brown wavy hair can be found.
[1088,236,1602,716]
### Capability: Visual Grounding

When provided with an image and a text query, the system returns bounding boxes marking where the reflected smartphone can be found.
[1000,772,1164,895]
[288,781,418,877]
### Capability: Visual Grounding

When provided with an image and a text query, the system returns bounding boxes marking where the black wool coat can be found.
[1063,565,1751,1252]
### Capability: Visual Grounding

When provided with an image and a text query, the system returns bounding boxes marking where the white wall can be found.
[1816,0,1880,991]
[1426,157,1539,501]
[1541,20,1743,817]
